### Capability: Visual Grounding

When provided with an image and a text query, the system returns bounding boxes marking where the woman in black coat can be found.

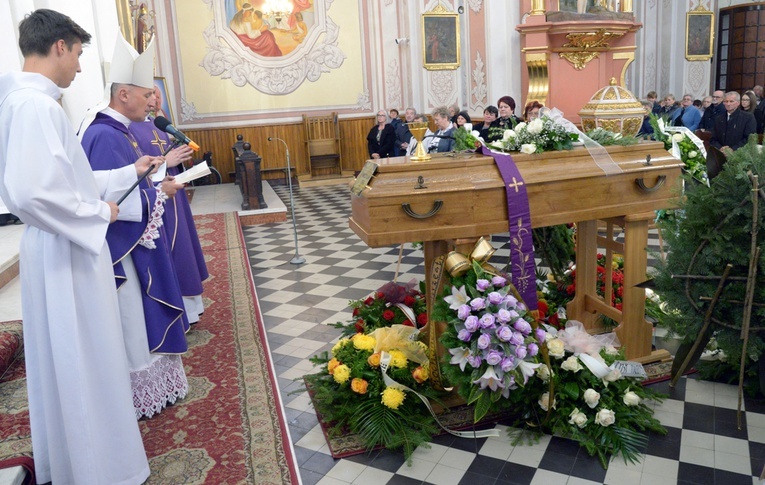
[367,110,396,159]
[487,95,522,143]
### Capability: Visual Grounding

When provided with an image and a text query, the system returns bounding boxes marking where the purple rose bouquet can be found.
[434,260,547,422]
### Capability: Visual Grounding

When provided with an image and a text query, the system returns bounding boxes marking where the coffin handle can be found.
[635,175,666,193]
[402,200,443,219]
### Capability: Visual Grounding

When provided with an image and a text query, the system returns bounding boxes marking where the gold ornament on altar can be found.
[578,78,644,137]
[407,122,431,162]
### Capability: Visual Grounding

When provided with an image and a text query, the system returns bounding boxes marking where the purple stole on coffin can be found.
[81,112,189,354]
[481,146,538,311]
[129,119,209,297]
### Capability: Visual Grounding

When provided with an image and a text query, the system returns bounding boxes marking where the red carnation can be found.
[355,319,365,333]
[617,286,623,297]
[364,297,374,306]
[416,313,428,326]
[566,284,576,295]
[352,308,360,317]
[548,313,560,328]
[615,303,623,311]
[377,291,385,299]
[382,310,395,321]
[404,296,416,307]
[537,300,548,318]
[403,320,414,327]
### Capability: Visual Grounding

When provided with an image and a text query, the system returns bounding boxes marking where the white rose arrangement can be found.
[489,115,577,154]
[503,321,667,469]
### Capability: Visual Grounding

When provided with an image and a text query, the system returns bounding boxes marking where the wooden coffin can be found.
[349,142,682,246]
[349,142,683,362]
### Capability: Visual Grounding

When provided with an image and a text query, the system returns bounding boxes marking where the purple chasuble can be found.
[81,112,189,353]
[481,146,538,311]
[129,119,209,296]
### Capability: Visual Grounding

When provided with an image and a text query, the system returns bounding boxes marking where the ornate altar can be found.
[349,142,683,362]
[516,0,639,125]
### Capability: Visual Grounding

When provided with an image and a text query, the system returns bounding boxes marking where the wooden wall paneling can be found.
[184,116,377,183]
[340,117,375,173]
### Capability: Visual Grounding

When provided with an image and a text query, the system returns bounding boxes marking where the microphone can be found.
[154,116,200,151]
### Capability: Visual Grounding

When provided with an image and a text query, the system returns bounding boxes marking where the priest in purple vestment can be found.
[80,37,190,419]
[129,95,209,324]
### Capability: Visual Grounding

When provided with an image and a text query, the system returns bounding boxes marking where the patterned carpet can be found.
[0,212,298,484]
[244,182,765,485]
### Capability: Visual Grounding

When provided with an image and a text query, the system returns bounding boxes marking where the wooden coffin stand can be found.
[350,142,683,364]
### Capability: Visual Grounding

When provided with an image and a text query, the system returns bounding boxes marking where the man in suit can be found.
[671,94,702,131]
[710,91,757,155]
[700,90,726,131]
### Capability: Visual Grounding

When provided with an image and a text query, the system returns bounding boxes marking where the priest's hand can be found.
[160,176,184,198]
[107,201,119,223]
[134,155,164,176]
[165,145,194,168]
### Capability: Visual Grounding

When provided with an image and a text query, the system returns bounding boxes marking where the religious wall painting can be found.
[686,7,714,61]
[201,0,346,95]
[153,77,174,125]
[226,0,315,57]
[422,5,460,71]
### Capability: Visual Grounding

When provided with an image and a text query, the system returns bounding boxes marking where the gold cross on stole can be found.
[150,130,168,153]
[507,177,524,193]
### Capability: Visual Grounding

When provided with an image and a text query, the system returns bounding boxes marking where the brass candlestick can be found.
[407,122,431,162]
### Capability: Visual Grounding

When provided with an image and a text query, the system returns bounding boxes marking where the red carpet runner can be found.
[0,212,298,484]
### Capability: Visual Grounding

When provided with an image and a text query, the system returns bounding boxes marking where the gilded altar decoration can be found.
[558,29,624,70]
[579,78,644,137]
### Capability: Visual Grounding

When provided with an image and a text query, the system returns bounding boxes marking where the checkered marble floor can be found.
[244,182,765,485]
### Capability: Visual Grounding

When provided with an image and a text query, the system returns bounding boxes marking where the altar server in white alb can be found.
[0,9,157,485]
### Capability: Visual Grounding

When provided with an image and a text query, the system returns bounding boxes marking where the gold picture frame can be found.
[686,7,714,61]
[422,4,460,71]
[153,77,174,126]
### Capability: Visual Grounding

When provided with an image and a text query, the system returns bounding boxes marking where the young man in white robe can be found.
[0,9,161,484]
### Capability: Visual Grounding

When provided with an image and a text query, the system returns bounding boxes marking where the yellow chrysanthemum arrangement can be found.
[308,324,441,462]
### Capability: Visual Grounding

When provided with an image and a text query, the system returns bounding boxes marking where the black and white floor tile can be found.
[243,182,764,485]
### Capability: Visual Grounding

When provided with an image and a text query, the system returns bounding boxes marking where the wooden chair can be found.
[303,112,341,177]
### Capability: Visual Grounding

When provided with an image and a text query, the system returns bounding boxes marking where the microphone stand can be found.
[268,137,305,265]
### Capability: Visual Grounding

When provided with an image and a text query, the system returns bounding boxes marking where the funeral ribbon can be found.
[550,320,619,378]
[544,107,623,176]
[480,146,538,312]
[371,326,499,439]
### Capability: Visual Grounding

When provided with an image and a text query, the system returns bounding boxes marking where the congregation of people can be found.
[367,95,542,159]
[640,87,763,156]
[0,9,208,484]
[369,84,765,163]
